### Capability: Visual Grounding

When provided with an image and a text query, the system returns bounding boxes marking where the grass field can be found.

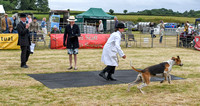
[0,44,200,105]
[116,15,196,23]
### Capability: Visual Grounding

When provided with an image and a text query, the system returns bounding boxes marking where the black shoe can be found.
[21,65,28,68]
[99,72,108,80]
[68,66,73,70]
[30,52,34,54]
[107,75,117,81]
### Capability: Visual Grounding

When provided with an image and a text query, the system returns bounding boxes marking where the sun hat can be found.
[4,13,8,16]
[67,16,77,22]
[116,23,126,28]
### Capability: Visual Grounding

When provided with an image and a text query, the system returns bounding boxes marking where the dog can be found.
[127,56,183,94]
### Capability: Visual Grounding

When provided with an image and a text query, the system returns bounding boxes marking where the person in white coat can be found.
[99,23,126,81]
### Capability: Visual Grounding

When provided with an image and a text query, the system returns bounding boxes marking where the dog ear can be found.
[177,56,180,59]
[171,57,176,61]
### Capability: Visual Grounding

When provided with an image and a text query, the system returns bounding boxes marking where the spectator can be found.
[114,16,119,29]
[99,23,126,81]
[159,20,165,43]
[29,17,39,54]
[98,20,104,33]
[16,13,31,68]
[184,22,189,37]
[13,16,19,32]
[149,22,156,38]
[51,25,60,33]
[41,17,47,38]
[63,16,80,70]
[8,25,17,33]
[27,15,32,26]
[1,13,12,33]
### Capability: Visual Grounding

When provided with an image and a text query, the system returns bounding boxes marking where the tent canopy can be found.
[76,8,114,20]
[0,5,5,14]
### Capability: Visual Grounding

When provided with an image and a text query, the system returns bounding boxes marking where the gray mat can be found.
[28,70,184,89]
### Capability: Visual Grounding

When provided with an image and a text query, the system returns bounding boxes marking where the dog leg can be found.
[127,74,142,92]
[160,73,167,83]
[137,83,147,94]
[168,74,171,84]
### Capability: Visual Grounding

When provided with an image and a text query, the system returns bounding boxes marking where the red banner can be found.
[50,34,110,49]
[194,36,200,51]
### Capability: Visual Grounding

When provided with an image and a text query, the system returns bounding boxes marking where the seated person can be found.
[7,25,17,33]
[51,25,61,34]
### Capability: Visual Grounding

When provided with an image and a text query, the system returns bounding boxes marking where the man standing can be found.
[114,16,119,29]
[99,23,126,81]
[159,20,165,43]
[17,13,31,68]
[29,17,39,54]
[1,13,12,33]
[63,16,80,70]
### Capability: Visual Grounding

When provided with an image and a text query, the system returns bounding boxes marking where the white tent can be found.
[0,5,5,14]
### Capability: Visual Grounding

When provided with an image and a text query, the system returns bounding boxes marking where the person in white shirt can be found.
[99,23,126,81]
[98,20,104,33]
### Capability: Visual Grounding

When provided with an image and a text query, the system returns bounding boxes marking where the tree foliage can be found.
[0,0,50,12]
[0,0,19,11]
[127,8,200,17]
[123,10,128,14]
[109,9,114,14]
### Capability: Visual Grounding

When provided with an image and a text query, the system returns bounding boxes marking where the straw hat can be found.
[67,16,77,22]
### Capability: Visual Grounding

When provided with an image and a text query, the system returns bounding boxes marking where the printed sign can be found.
[50,34,110,49]
[0,34,20,49]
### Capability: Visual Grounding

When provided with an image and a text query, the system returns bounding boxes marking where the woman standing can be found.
[99,23,126,81]
[63,16,80,70]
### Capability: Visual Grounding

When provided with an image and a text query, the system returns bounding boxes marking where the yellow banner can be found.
[0,34,20,49]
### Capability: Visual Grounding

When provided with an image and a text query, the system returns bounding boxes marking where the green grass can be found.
[1,43,200,105]
[116,15,196,23]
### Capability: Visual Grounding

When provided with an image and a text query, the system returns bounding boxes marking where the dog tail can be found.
[130,60,143,73]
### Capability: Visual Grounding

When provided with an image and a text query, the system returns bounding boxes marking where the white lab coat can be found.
[101,31,125,66]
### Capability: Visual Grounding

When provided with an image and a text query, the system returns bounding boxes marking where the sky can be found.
[49,0,200,13]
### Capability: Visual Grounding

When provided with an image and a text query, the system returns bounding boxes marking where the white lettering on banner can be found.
[85,35,98,40]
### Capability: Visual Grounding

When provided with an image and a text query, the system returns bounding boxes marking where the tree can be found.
[36,0,50,12]
[123,10,128,14]
[0,0,19,11]
[19,0,37,10]
[109,9,114,14]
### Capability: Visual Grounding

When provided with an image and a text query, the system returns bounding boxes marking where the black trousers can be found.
[20,46,30,66]
[103,66,116,74]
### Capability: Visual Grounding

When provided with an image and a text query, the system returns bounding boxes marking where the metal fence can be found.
[121,32,178,48]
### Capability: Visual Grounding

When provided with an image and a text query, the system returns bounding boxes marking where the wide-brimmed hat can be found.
[20,13,26,18]
[116,23,126,28]
[67,16,77,22]
[4,13,8,16]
